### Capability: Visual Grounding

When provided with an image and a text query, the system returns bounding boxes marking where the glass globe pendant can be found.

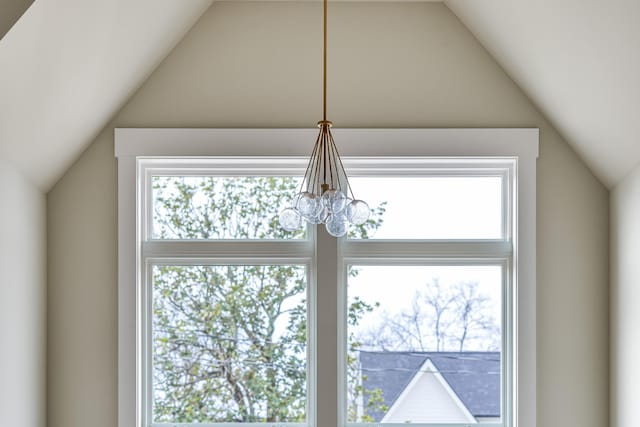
[278,0,369,236]
[279,119,370,237]
[278,0,370,237]
[345,199,370,225]
[279,207,303,232]
[278,0,369,237]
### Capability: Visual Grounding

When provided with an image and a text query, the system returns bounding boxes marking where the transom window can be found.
[116,128,537,427]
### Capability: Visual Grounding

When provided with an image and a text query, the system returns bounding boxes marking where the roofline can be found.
[381,358,476,424]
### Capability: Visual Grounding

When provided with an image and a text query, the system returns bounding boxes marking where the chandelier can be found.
[279,0,370,237]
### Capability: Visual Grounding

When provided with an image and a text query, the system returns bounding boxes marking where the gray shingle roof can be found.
[359,351,500,420]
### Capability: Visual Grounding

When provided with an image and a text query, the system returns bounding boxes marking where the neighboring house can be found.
[359,351,500,424]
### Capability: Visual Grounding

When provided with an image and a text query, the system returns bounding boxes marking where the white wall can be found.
[0,159,46,427]
[610,163,640,427]
[46,3,609,427]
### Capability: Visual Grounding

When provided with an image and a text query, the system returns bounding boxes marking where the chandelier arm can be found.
[328,130,356,200]
[323,128,330,188]
[313,133,324,195]
[313,143,322,195]
[328,135,336,190]
[327,131,341,192]
[308,152,319,196]
[316,134,325,195]
[309,153,316,196]
[301,131,323,195]
[309,147,317,195]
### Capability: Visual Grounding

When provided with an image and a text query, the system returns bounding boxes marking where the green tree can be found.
[346,297,389,422]
[152,176,386,423]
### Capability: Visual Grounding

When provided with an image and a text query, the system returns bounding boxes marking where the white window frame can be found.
[139,159,316,427]
[116,128,538,427]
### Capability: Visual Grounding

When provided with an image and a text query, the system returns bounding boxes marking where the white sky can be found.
[348,265,503,334]
[346,177,504,344]
[349,176,502,239]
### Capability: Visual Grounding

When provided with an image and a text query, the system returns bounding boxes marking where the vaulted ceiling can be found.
[0,0,213,189]
[1,0,638,190]
[448,0,640,187]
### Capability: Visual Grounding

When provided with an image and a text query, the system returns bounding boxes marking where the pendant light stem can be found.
[280,0,371,236]
[323,0,327,121]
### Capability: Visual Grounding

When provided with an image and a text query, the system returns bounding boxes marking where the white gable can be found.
[381,359,476,424]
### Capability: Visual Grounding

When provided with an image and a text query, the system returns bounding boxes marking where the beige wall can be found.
[47,2,609,427]
[0,159,46,427]
[610,163,640,427]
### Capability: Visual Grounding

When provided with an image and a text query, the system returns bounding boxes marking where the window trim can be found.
[116,128,538,427]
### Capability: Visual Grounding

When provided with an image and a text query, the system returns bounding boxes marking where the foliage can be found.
[153,264,307,422]
[346,297,388,422]
[152,175,497,424]
[152,176,387,423]
[152,176,304,240]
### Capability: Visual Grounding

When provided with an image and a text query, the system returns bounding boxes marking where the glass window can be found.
[144,169,315,427]
[152,176,304,240]
[152,264,308,424]
[348,176,503,240]
[346,265,502,424]
[132,155,520,427]
[339,165,513,426]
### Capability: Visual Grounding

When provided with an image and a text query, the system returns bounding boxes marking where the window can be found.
[346,265,505,424]
[117,129,537,427]
[151,263,309,424]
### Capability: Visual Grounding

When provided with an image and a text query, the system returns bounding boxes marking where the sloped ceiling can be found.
[0,0,213,190]
[0,0,33,40]
[446,0,640,187]
[1,0,637,189]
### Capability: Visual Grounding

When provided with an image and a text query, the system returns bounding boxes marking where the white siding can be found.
[382,360,476,424]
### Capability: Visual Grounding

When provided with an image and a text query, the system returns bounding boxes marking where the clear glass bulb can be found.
[321,189,347,214]
[297,192,319,219]
[345,199,370,225]
[325,213,348,237]
[309,205,328,224]
[279,208,302,231]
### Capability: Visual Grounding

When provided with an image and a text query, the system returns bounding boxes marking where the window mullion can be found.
[341,240,512,259]
[315,227,339,427]
[142,240,314,260]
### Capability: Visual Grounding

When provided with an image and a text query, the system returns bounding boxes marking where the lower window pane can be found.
[152,265,308,423]
[347,265,503,424]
